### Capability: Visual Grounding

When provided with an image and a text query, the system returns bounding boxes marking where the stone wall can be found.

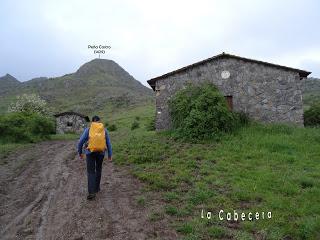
[155,58,304,130]
[56,114,88,134]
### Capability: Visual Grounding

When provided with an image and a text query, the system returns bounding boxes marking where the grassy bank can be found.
[110,105,320,240]
[0,143,32,165]
[0,134,79,165]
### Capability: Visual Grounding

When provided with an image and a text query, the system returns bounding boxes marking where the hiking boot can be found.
[87,193,96,200]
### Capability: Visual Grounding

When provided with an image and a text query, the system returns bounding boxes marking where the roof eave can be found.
[146,53,312,90]
[298,71,312,79]
[54,111,90,122]
[147,79,156,91]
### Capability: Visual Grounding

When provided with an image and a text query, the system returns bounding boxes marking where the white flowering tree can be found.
[8,94,51,116]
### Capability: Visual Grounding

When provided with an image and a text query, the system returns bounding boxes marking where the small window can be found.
[224,96,233,111]
[67,121,73,127]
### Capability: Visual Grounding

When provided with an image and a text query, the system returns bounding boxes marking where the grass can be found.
[149,211,164,222]
[0,143,32,164]
[0,133,79,165]
[109,104,320,240]
[0,133,80,164]
[0,142,39,172]
[1,103,319,239]
[136,196,146,206]
[0,66,154,115]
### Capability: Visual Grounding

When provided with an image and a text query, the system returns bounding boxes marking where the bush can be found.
[234,111,250,126]
[108,124,117,131]
[304,102,320,127]
[8,94,51,116]
[169,83,244,141]
[0,112,55,143]
[131,120,140,130]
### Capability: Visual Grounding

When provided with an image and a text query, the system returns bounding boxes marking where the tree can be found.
[8,94,51,116]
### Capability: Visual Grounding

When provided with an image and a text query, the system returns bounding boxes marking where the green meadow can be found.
[1,103,319,239]
[109,104,320,240]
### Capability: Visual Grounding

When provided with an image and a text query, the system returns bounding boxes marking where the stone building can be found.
[147,53,311,130]
[54,111,90,134]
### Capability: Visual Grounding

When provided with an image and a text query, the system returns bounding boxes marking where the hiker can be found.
[78,115,112,200]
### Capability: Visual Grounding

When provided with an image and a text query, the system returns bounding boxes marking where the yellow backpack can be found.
[87,122,106,152]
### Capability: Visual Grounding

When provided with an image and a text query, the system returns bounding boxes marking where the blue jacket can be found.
[78,127,112,157]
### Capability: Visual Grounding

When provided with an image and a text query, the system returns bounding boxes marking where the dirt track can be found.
[0,140,178,240]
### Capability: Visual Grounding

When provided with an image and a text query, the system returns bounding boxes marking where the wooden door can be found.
[225,96,233,111]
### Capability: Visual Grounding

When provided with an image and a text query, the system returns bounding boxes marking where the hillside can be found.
[0,59,153,114]
[1,83,319,239]
[0,74,20,94]
[1,66,318,114]
[304,77,320,108]
[109,106,320,239]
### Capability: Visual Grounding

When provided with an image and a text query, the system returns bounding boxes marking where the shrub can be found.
[131,120,140,130]
[234,111,250,126]
[0,112,55,143]
[169,83,244,141]
[304,102,320,127]
[8,94,51,116]
[108,124,117,131]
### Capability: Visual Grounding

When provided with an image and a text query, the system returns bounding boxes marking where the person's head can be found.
[92,115,100,122]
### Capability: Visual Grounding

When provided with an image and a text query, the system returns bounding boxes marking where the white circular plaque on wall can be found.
[221,70,230,79]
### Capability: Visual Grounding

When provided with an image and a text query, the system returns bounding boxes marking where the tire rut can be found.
[0,140,178,240]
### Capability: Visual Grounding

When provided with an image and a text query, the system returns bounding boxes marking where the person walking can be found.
[78,115,112,200]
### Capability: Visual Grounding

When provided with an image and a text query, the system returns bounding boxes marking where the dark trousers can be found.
[86,152,104,194]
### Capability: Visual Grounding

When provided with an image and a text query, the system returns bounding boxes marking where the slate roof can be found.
[54,111,90,122]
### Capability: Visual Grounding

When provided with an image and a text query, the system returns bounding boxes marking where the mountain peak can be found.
[0,74,20,84]
[75,58,125,78]
[0,59,153,114]
[90,58,116,63]
[0,74,20,94]
[76,58,121,75]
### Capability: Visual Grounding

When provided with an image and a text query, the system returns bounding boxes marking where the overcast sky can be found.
[0,0,319,86]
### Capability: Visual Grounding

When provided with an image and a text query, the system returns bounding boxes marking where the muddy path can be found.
[0,140,178,240]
